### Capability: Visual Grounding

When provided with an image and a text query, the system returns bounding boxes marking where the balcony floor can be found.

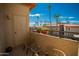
[11,45,26,56]
[10,43,79,56]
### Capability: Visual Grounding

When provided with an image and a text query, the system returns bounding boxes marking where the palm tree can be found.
[54,13,60,30]
[48,3,53,35]
[48,3,52,27]
[66,20,70,24]
[35,16,39,27]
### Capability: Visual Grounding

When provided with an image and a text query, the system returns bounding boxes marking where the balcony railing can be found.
[30,32,78,56]
[31,28,79,41]
[48,30,79,40]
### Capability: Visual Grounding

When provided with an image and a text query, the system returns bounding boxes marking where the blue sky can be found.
[29,3,79,26]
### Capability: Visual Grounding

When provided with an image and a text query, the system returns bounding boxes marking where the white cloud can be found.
[62,21,67,23]
[59,16,67,18]
[68,17,75,19]
[59,16,75,19]
[62,20,79,23]
[70,20,79,22]
[29,13,41,17]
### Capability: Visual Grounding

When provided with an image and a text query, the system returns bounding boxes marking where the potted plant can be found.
[36,28,42,33]
[41,28,48,34]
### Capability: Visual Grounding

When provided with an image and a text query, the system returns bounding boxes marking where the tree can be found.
[54,13,60,25]
[48,3,52,27]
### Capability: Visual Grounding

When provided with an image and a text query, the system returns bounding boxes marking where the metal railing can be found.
[30,27,79,41]
[49,30,79,40]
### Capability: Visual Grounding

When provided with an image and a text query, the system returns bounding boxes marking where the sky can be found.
[29,3,79,26]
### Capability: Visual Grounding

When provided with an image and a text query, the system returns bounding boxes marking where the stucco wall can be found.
[0,4,30,53]
[0,14,6,53]
[30,32,78,56]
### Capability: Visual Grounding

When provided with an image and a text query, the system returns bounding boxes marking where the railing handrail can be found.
[48,30,79,34]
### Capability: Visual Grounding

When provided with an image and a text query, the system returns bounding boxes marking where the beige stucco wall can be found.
[0,4,30,53]
[30,32,78,56]
[0,14,6,53]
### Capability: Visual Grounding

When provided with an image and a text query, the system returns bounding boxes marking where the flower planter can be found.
[41,30,48,34]
[37,31,41,33]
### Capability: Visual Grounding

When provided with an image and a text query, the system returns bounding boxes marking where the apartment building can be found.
[44,24,79,38]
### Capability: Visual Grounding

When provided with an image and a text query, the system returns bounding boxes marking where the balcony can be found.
[30,32,78,56]
[0,3,78,56]
[10,32,78,56]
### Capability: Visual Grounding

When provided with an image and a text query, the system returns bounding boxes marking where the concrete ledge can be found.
[30,32,78,56]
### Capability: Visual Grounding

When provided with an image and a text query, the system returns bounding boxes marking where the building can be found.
[0,3,35,54]
[43,24,79,38]
[64,24,79,38]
